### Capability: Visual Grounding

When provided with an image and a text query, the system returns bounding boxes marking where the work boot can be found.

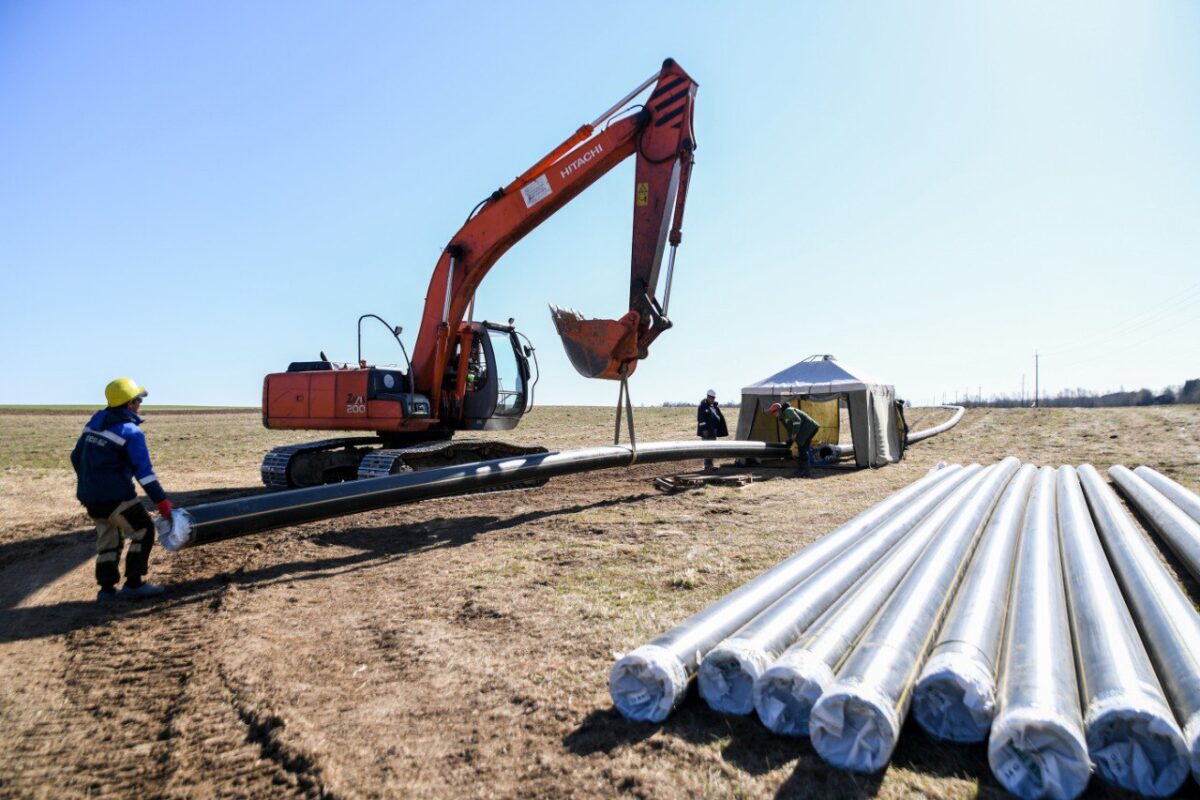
[96,587,117,603]
[118,582,165,599]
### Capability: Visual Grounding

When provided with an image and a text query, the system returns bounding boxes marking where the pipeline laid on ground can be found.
[808,457,1020,772]
[912,463,1036,743]
[160,439,793,549]
[608,464,962,722]
[1079,465,1200,786]
[1057,467,1189,797]
[1110,465,1200,585]
[906,404,966,445]
[752,464,988,736]
[697,463,980,715]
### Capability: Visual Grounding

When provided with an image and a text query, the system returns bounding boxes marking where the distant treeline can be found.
[964,379,1200,409]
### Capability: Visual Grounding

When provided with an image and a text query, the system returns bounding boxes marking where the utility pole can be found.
[1034,351,1040,408]
[1021,373,1025,406]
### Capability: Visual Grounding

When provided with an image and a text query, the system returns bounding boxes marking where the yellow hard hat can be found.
[105,377,148,408]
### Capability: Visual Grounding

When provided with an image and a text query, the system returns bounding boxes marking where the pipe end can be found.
[753,649,835,736]
[913,652,996,743]
[988,707,1091,800]
[809,683,901,773]
[1086,699,1189,797]
[698,640,772,716]
[609,644,688,723]
[156,508,194,552]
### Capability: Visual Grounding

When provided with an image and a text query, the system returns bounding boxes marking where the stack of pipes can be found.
[608,462,1200,799]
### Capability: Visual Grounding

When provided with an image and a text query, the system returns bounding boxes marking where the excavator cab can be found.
[458,321,534,430]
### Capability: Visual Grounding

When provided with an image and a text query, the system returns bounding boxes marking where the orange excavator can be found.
[260,59,697,487]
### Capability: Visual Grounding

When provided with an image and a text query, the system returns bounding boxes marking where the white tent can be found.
[735,354,904,468]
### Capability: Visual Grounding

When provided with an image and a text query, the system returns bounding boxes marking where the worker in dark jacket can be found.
[696,389,728,470]
[768,401,820,474]
[71,378,172,602]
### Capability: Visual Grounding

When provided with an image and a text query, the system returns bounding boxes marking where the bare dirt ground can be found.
[1,405,1198,799]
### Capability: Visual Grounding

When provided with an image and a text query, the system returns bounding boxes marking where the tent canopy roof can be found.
[741,354,888,395]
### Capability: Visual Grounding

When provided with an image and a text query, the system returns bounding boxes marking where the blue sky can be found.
[2,1,1197,408]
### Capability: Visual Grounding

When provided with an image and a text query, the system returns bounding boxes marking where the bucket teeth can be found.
[549,304,642,380]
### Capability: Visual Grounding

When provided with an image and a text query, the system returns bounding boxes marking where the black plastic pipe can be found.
[166,440,789,548]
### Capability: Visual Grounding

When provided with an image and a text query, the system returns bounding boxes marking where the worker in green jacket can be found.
[768,402,820,474]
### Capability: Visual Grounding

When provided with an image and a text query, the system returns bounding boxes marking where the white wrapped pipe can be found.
[608,464,962,722]
[1111,465,1200,585]
[988,467,1091,800]
[1133,465,1200,527]
[1057,467,1189,796]
[912,463,1037,743]
[1079,464,1200,786]
[753,463,993,736]
[698,464,982,715]
[807,457,1021,772]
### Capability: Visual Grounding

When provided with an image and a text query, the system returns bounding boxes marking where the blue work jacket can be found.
[71,407,167,506]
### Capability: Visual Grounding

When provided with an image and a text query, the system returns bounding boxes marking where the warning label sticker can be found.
[521,175,553,208]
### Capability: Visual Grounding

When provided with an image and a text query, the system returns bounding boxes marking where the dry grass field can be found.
[1,404,1198,799]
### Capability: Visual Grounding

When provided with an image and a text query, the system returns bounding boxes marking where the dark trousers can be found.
[86,499,155,590]
[792,422,819,467]
[701,432,716,469]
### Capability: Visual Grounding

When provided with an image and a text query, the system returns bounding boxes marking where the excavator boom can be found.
[412,58,697,404]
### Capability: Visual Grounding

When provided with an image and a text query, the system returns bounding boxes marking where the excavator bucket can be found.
[549,306,641,380]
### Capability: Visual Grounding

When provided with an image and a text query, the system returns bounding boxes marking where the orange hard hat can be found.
[767,402,783,414]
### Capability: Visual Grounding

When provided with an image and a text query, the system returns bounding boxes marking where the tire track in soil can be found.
[0,533,332,799]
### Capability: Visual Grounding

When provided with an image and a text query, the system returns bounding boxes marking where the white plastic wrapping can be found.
[697,640,773,715]
[1080,465,1200,787]
[913,464,1036,743]
[1185,710,1200,784]
[753,647,836,736]
[1084,693,1190,797]
[808,682,901,773]
[697,465,980,716]
[988,708,1091,800]
[608,644,689,722]
[155,508,194,552]
[609,465,962,722]
[1057,467,1189,796]
[912,650,996,742]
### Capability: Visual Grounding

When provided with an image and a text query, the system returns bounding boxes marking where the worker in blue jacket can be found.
[71,378,172,602]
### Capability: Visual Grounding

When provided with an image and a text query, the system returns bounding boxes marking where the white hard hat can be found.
[706,388,716,398]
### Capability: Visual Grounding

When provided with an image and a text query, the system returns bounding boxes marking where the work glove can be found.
[157,499,174,519]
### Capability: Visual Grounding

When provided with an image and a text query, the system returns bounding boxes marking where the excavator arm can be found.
[411,59,697,413]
